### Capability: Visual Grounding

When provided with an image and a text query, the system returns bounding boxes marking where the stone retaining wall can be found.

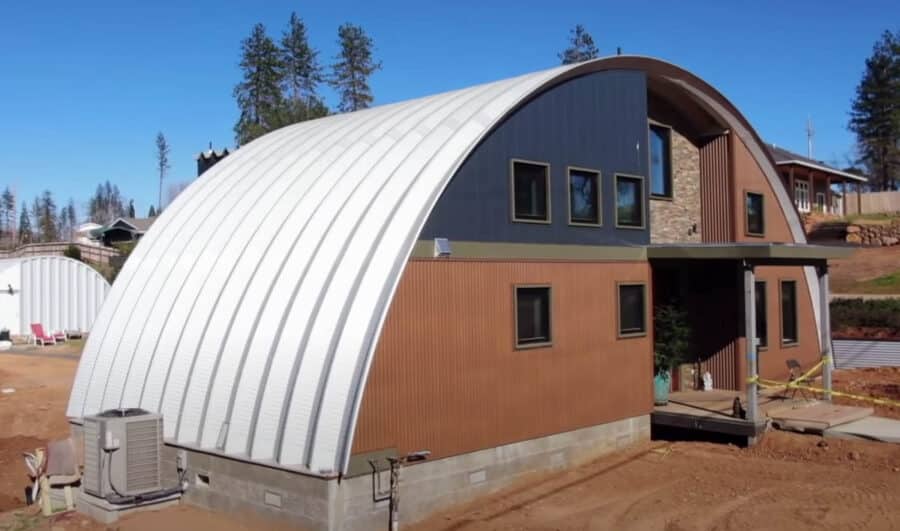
[846,220,900,246]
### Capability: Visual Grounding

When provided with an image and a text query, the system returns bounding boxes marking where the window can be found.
[568,167,601,225]
[745,192,765,236]
[615,175,644,228]
[618,283,647,337]
[794,180,810,213]
[755,281,768,348]
[649,124,672,198]
[780,280,798,345]
[511,160,550,223]
[515,286,551,347]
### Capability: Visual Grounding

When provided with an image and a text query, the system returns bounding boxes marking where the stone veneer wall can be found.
[650,128,702,243]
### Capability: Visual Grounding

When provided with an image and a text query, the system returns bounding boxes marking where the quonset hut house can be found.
[67,56,848,529]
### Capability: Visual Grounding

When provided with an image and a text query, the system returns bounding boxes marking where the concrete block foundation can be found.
[165,414,649,531]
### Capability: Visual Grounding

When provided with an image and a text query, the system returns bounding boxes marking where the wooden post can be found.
[842,181,848,216]
[858,181,863,214]
[818,263,833,401]
[743,262,758,423]
[825,176,832,214]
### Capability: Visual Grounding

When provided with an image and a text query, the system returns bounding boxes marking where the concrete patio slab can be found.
[824,416,900,443]
[767,402,874,433]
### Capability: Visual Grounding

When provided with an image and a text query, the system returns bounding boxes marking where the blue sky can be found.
[1,1,896,218]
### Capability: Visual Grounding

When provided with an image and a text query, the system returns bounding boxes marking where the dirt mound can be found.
[833,367,900,419]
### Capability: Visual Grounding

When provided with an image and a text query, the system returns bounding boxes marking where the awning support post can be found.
[742,261,758,423]
[817,263,833,401]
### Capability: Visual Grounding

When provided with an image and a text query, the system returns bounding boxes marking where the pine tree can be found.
[234,23,285,145]
[30,198,41,241]
[64,199,77,241]
[18,202,32,245]
[849,30,900,191]
[156,132,170,212]
[148,205,157,218]
[281,12,327,121]
[0,186,13,245]
[559,25,599,65]
[88,181,126,225]
[331,23,382,113]
[37,190,58,242]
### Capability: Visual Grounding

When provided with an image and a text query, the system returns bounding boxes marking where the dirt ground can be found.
[830,245,900,294]
[2,348,900,530]
[414,433,900,531]
[0,348,294,531]
[833,367,900,420]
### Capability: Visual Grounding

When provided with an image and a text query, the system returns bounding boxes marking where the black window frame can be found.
[567,166,602,226]
[510,159,551,224]
[514,285,552,349]
[615,174,645,229]
[755,280,768,349]
[780,280,799,346]
[617,282,647,338]
[649,123,673,199]
[745,191,765,237]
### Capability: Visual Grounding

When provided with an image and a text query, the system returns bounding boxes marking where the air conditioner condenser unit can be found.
[82,408,163,499]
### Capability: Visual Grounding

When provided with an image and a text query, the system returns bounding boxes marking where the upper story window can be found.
[649,124,672,198]
[615,174,645,229]
[745,191,765,236]
[568,167,601,226]
[511,159,550,223]
[515,285,552,348]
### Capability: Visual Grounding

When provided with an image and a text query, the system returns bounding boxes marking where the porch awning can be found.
[646,243,854,264]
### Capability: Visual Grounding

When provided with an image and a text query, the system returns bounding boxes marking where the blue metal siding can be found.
[420,70,650,245]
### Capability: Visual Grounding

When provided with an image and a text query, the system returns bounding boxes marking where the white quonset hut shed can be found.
[0,256,110,337]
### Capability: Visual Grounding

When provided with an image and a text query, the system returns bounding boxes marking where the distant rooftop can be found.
[766,144,867,182]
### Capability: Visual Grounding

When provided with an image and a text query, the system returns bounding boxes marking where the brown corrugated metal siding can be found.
[351,259,653,461]
[699,134,733,242]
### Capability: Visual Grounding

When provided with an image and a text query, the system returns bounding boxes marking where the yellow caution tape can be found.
[746,356,900,408]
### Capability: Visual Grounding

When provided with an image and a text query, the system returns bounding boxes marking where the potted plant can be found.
[653,304,691,405]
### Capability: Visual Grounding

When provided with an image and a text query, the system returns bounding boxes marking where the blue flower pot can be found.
[654,370,671,405]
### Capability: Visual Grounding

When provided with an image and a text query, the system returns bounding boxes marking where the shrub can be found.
[830,298,900,330]
[63,244,82,262]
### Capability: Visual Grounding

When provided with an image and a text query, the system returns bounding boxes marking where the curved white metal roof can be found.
[67,56,810,476]
[0,255,110,335]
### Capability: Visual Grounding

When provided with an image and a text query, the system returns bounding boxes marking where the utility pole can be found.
[806,115,815,159]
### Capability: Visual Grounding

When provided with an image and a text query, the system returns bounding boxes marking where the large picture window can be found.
[618,283,647,337]
[649,124,672,198]
[780,280,798,345]
[515,286,552,347]
[568,167,601,225]
[615,174,645,228]
[755,281,768,348]
[746,191,765,236]
[511,160,550,223]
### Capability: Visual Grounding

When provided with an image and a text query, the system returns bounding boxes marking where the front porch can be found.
[652,388,873,442]
[647,243,855,442]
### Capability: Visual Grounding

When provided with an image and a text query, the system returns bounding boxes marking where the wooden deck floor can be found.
[652,388,873,439]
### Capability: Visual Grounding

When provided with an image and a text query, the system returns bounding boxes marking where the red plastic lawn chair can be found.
[30,324,56,346]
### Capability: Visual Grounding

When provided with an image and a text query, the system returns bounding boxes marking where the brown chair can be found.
[785,359,812,400]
